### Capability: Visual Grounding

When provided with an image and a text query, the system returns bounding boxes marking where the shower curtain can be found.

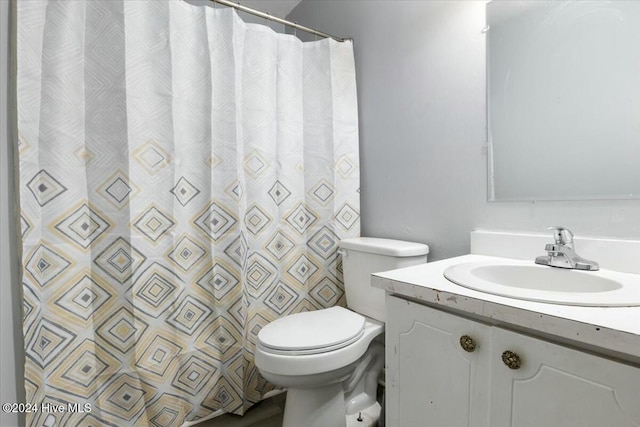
[16,1,359,425]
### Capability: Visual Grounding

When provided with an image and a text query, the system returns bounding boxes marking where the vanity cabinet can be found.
[385,295,492,427]
[386,295,640,427]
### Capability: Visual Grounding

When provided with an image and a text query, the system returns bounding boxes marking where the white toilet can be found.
[255,237,429,427]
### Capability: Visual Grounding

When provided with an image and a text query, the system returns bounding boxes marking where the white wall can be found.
[287,0,640,261]
[1,1,25,426]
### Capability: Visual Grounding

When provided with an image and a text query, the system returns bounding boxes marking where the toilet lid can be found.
[258,307,366,355]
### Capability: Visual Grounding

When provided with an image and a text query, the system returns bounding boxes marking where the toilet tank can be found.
[339,237,429,323]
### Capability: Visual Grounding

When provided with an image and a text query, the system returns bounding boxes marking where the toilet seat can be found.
[258,307,365,355]
[255,312,384,377]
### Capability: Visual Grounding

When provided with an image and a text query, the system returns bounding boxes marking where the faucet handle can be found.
[548,226,574,245]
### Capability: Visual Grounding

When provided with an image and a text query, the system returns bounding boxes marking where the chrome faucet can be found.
[534,226,599,271]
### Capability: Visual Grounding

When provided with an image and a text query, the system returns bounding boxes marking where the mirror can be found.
[487,1,640,201]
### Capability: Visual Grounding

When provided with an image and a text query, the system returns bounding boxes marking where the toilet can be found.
[255,237,429,427]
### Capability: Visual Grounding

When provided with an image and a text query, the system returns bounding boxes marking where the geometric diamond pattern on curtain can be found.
[53,203,111,249]
[53,274,114,321]
[268,180,292,206]
[133,263,183,318]
[97,169,139,210]
[133,205,175,243]
[94,237,147,285]
[193,202,238,241]
[26,169,68,206]
[24,244,72,288]
[16,1,359,425]
[171,177,201,207]
[96,306,149,353]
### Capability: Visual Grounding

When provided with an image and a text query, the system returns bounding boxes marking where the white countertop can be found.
[372,254,640,363]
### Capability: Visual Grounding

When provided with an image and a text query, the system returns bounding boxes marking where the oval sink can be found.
[444,260,640,306]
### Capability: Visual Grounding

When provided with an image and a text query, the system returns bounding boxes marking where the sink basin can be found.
[443,260,640,306]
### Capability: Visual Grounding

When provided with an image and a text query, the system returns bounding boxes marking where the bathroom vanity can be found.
[373,231,640,427]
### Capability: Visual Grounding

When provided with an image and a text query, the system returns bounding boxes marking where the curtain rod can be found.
[210,0,348,42]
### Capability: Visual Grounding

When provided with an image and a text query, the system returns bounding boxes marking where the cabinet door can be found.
[490,327,640,427]
[386,296,491,427]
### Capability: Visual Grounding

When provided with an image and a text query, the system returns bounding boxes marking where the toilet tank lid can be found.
[340,237,429,257]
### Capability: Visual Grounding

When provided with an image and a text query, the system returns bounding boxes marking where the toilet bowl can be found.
[255,238,429,427]
[256,307,384,427]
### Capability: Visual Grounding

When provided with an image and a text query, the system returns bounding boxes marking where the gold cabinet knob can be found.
[501,350,522,369]
[459,335,476,352]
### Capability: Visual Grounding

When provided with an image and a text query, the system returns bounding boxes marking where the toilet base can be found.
[283,383,347,427]
[346,402,381,427]
[282,388,382,427]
